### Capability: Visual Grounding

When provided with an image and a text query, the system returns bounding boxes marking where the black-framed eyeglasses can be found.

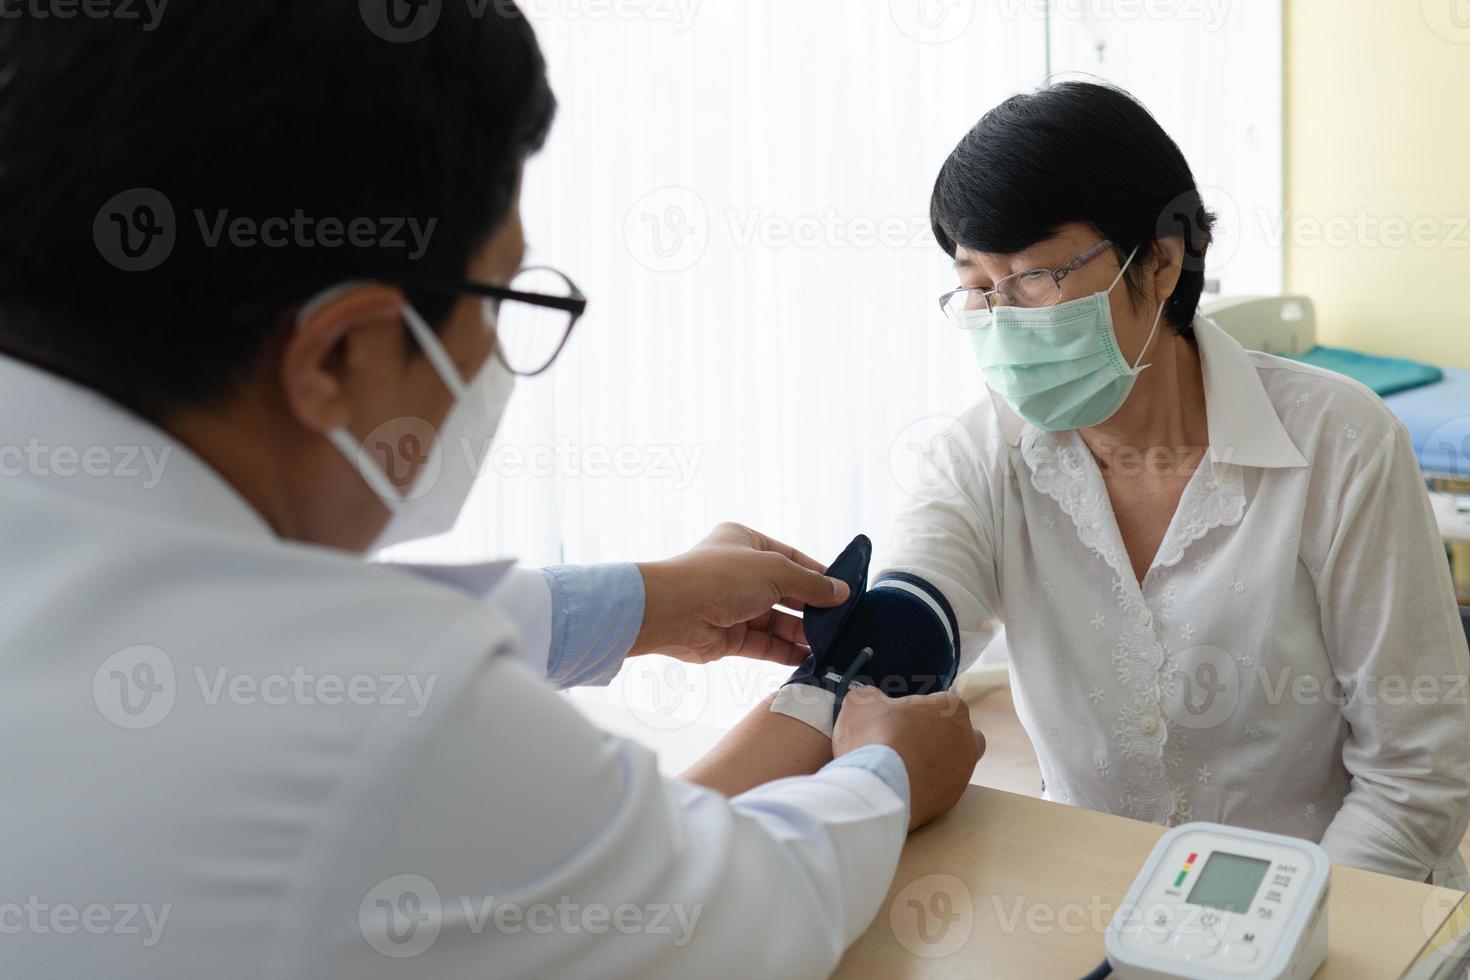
[403,265,587,377]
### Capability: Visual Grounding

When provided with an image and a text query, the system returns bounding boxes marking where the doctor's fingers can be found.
[751,531,828,576]
[703,522,830,576]
[766,555,850,611]
[733,609,811,665]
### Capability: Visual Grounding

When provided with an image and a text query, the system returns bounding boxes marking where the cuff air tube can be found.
[781,534,960,727]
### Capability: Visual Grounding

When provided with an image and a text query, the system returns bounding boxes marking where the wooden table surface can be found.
[833,784,1466,979]
[572,694,1468,978]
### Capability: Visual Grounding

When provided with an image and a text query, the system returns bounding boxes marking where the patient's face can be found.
[952,221,1163,369]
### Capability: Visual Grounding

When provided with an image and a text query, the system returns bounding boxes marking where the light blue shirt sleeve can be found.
[821,744,911,816]
[541,562,646,689]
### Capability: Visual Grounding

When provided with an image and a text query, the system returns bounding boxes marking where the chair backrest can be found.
[1199,295,1318,355]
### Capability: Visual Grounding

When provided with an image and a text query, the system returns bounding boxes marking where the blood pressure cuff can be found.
[771,534,960,736]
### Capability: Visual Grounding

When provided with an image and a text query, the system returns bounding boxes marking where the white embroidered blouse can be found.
[880,316,1470,882]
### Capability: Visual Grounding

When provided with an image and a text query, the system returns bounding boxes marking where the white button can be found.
[1172,929,1220,959]
[1224,943,1260,964]
[1137,609,1152,626]
[1143,909,1174,943]
[1140,716,1158,735]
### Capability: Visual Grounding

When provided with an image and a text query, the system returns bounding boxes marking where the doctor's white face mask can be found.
[300,289,515,550]
[961,245,1166,432]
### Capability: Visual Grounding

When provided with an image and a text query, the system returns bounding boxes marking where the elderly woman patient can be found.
[886,81,1470,882]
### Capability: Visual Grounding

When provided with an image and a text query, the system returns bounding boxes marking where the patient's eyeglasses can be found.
[938,239,1115,326]
[403,266,588,377]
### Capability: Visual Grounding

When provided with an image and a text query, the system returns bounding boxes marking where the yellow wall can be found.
[1285,1,1470,368]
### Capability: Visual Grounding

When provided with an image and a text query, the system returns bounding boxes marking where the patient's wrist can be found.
[682,692,834,796]
[771,683,840,737]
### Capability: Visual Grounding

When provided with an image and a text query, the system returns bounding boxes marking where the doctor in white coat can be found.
[0,5,982,979]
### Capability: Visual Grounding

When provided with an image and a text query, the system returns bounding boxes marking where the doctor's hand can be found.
[632,522,851,666]
[834,687,984,832]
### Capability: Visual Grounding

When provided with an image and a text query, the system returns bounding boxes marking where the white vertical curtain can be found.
[393,0,1282,730]
[1045,0,1284,298]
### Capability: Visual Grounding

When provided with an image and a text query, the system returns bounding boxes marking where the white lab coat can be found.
[0,356,906,979]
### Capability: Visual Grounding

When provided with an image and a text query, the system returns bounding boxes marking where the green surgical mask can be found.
[961,247,1164,431]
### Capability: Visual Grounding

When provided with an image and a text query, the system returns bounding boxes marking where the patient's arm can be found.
[681,692,833,796]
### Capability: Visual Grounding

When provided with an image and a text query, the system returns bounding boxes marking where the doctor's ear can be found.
[1146,236,1186,306]
[279,283,413,436]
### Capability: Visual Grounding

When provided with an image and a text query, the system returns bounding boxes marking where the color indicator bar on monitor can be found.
[1173,852,1199,888]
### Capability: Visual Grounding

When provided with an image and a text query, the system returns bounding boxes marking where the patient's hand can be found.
[835,687,984,831]
[683,686,985,831]
[633,522,850,666]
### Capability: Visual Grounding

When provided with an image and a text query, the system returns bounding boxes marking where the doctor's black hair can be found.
[0,2,555,420]
[929,81,1214,341]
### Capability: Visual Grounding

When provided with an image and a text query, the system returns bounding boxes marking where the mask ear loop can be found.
[295,282,412,511]
[327,428,408,510]
[1131,300,1167,374]
[400,304,470,400]
[348,304,471,513]
[1107,244,1142,293]
[295,285,466,510]
[1104,244,1163,375]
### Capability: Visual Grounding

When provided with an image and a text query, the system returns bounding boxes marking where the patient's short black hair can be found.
[930,81,1213,341]
[0,2,555,418]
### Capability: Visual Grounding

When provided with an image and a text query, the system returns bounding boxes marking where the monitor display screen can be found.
[1185,852,1271,913]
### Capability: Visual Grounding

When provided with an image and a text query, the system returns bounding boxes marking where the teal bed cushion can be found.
[1285,345,1444,397]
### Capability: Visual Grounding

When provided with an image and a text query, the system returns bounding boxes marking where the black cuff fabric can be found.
[783,534,959,726]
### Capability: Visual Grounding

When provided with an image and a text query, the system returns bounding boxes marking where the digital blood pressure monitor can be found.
[1105,823,1330,980]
